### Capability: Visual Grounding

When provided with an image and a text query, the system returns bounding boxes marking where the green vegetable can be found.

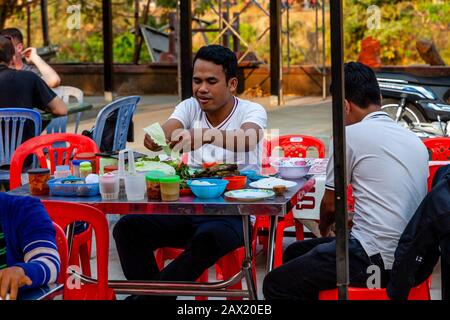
[134,161,176,175]
[143,123,180,160]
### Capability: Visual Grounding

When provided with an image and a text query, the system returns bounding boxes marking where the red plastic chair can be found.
[255,135,326,268]
[10,133,99,189]
[10,133,99,278]
[270,135,326,158]
[319,279,431,300]
[155,245,256,300]
[423,137,450,161]
[43,201,115,300]
[53,222,68,286]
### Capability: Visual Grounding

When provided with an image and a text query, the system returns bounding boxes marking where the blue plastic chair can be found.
[92,96,140,152]
[0,108,42,185]
[45,117,67,134]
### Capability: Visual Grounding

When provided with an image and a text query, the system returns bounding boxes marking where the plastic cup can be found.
[99,173,120,200]
[124,173,146,201]
[159,175,181,202]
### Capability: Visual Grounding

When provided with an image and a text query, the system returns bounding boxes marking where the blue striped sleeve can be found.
[12,197,60,288]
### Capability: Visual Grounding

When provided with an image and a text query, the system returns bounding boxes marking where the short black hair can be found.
[0,35,15,64]
[193,45,237,81]
[0,28,23,43]
[330,61,381,108]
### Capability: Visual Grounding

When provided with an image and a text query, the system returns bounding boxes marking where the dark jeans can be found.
[113,214,244,289]
[263,236,390,300]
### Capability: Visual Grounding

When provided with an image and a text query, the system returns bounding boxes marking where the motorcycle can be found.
[376,71,450,138]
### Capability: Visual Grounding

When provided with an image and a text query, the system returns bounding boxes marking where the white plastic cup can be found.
[99,173,120,200]
[124,173,146,201]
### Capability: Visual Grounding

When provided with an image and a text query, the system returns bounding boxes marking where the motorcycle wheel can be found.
[381,99,427,127]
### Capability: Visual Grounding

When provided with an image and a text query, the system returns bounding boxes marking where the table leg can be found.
[266,216,278,273]
[242,215,257,300]
[65,223,76,259]
[74,112,81,134]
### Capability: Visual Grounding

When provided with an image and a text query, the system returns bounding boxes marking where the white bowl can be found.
[271,159,312,179]
[276,165,311,179]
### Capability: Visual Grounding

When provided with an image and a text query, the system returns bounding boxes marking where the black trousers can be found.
[113,215,244,285]
[263,236,389,300]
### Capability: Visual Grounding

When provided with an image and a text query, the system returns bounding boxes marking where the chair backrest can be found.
[53,222,68,286]
[423,137,450,161]
[0,108,41,167]
[92,96,140,152]
[269,134,326,158]
[47,86,84,134]
[43,201,110,300]
[52,86,84,104]
[9,133,99,189]
[45,117,68,134]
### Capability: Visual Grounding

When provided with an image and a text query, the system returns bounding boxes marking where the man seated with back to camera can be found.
[0,35,66,189]
[263,62,429,300]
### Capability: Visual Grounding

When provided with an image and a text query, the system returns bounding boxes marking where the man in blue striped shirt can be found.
[0,192,60,300]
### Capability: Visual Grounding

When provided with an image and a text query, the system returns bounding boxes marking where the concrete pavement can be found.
[66,94,441,300]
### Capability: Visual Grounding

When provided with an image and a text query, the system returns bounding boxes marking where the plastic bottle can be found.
[71,160,85,178]
[79,161,93,179]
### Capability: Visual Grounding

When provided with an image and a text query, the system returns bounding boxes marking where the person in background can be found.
[0,192,60,300]
[263,62,429,300]
[0,35,66,190]
[0,28,61,88]
[0,35,67,131]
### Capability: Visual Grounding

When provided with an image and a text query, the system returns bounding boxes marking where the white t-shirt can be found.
[169,96,267,172]
[325,111,429,269]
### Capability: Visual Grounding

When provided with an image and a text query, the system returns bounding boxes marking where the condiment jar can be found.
[99,173,120,200]
[28,168,50,195]
[145,171,166,200]
[159,175,181,202]
[71,160,85,178]
[79,161,93,179]
[273,185,287,196]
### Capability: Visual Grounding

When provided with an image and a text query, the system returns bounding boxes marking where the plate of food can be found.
[224,189,275,202]
[249,177,297,189]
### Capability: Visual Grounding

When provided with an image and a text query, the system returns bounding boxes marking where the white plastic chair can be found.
[52,86,84,134]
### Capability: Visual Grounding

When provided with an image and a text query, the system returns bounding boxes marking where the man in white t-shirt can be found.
[113,45,267,300]
[143,51,267,172]
[263,62,429,300]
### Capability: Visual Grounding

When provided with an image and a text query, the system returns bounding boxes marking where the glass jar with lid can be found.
[28,168,50,195]
[159,175,181,202]
[145,171,166,200]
